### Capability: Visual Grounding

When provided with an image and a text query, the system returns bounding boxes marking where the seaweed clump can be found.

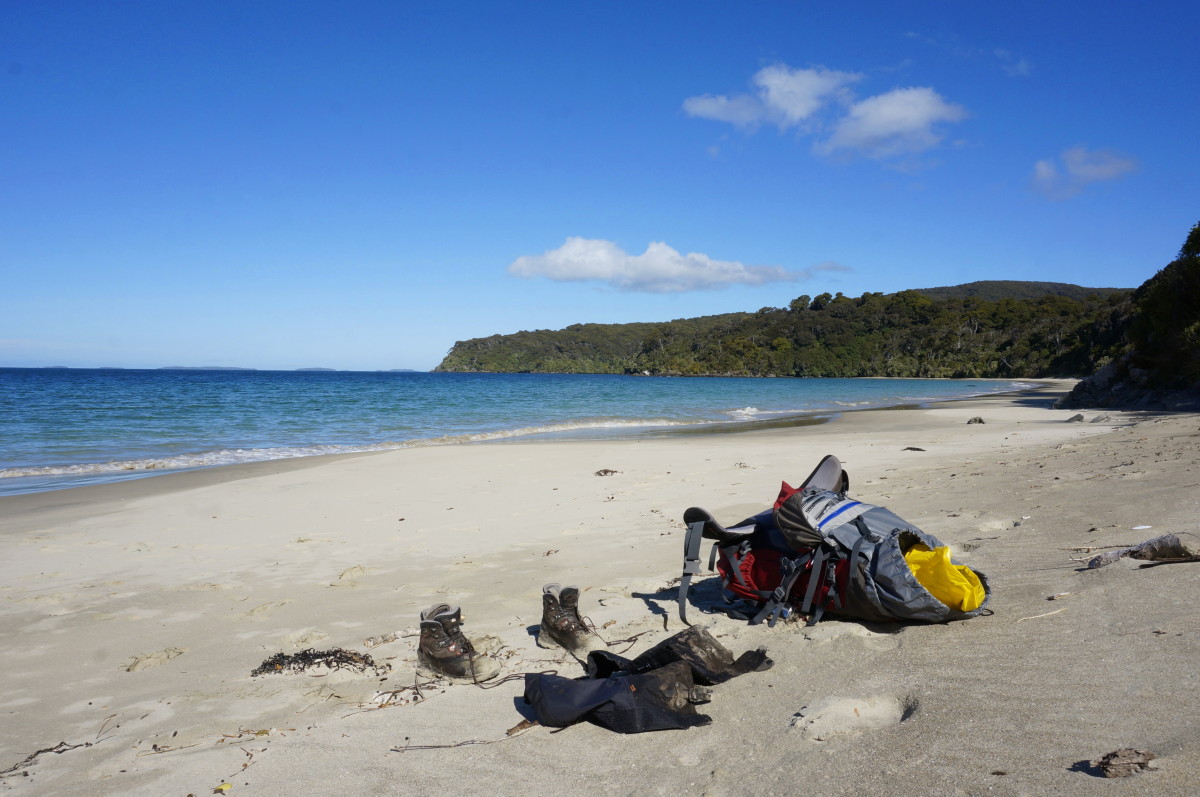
[251,647,390,677]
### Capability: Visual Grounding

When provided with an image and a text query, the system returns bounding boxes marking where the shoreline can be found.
[4,379,1197,795]
[0,377,1060,504]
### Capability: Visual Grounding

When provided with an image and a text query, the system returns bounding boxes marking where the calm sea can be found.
[0,368,1031,496]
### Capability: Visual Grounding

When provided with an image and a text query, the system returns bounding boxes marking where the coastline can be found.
[0,373,1037,497]
[2,379,1197,795]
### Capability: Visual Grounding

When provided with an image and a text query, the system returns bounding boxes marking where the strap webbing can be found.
[848,517,875,562]
[800,548,827,615]
[805,557,838,626]
[750,552,811,627]
[678,520,707,626]
[721,542,753,590]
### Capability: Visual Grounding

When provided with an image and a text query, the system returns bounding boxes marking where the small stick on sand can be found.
[1016,608,1066,622]
[1063,544,1133,552]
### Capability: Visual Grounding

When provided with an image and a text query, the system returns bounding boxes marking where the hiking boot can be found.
[538,583,602,654]
[417,603,500,683]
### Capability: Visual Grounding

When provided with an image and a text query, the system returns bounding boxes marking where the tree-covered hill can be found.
[912,281,1125,302]
[626,289,1131,379]
[434,281,1134,379]
[433,314,751,374]
[1059,221,1200,409]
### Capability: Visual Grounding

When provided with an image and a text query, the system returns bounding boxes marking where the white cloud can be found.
[818,87,968,158]
[1062,146,1137,182]
[1032,145,1137,199]
[802,261,855,279]
[751,64,861,126]
[994,49,1032,77]
[681,93,764,127]
[1033,158,1059,185]
[685,63,966,161]
[683,64,860,130]
[508,237,844,294]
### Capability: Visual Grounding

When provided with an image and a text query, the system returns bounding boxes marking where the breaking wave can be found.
[0,417,701,481]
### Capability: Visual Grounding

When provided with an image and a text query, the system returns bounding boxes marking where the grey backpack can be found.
[679,455,991,627]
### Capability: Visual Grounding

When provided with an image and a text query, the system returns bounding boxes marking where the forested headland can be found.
[436,222,1200,399]
[435,281,1131,379]
[1059,221,1200,408]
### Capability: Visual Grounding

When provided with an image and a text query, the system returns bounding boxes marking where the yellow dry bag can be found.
[903,544,986,612]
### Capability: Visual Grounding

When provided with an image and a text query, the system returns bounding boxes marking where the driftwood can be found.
[1086,533,1199,569]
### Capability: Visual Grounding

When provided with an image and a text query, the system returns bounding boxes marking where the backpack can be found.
[678,455,991,627]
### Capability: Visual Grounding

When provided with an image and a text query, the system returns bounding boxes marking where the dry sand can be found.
[1,380,1198,796]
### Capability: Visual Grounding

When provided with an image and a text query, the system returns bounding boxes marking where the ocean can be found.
[0,368,1031,496]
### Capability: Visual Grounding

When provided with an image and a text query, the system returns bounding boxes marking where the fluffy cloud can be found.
[818,87,968,158]
[1032,146,1137,199]
[751,64,861,126]
[508,237,847,293]
[683,65,861,130]
[684,63,966,160]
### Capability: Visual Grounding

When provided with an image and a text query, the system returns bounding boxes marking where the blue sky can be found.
[2,1,1196,371]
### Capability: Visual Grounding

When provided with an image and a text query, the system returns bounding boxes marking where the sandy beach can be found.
[2,380,1198,796]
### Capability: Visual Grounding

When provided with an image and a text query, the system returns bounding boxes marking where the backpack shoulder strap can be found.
[678,514,708,625]
[679,507,760,624]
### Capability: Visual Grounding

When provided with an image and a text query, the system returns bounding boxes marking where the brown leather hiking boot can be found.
[538,583,602,654]
[417,603,499,683]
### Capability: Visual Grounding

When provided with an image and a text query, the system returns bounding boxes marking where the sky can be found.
[2,1,1197,372]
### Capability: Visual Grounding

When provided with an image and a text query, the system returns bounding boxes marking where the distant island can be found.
[6,365,426,373]
[159,366,258,371]
[151,367,422,374]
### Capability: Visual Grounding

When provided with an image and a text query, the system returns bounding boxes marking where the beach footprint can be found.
[801,621,901,651]
[330,565,369,587]
[788,694,915,741]
[282,628,328,648]
[241,600,292,619]
[123,646,186,672]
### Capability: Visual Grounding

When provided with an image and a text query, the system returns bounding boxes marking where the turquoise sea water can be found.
[0,368,1032,496]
